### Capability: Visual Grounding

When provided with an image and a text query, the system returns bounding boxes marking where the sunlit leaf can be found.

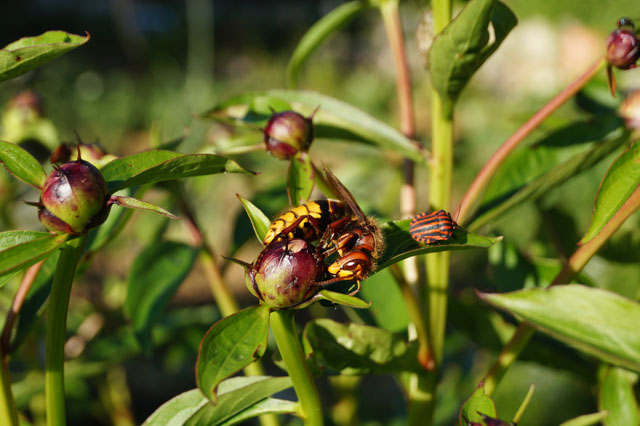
[236,194,271,243]
[196,305,270,403]
[287,152,314,205]
[202,90,425,162]
[599,365,639,426]
[559,411,610,426]
[459,383,497,425]
[0,140,46,188]
[102,150,254,193]
[0,31,90,82]
[124,241,199,352]
[218,398,298,426]
[112,196,180,219]
[479,285,640,371]
[377,219,501,270]
[302,319,423,374]
[309,289,371,309]
[429,0,517,114]
[581,142,640,244]
[0,231,68,278]
[286,1,370,87]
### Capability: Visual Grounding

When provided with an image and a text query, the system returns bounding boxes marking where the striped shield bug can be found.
[409,209,457,245]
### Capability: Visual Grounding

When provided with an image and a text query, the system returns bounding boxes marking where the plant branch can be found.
[270,310,322,426]
[0,350,18,426]
[2,260,45,360]
[482,184,640,395]
[456,56,607,225]
[45,235,87,426]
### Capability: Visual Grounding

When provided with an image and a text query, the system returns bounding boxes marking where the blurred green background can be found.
[2,1,640,425]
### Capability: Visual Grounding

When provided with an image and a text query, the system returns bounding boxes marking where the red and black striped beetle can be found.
[409,209,457,245]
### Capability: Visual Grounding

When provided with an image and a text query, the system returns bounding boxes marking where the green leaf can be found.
[287,153,314,206]
[559,412,610,426]
[599,365,639,426]
[112,196,180,219]
[218,398,297,426]
[377,219,501,270]
[124,241,199,352]
[478,285,640,371]
[302,318,423,374]
[0,140,46,188]
[202,90,426,162]
[102,150,254,193]
[236,194,271,243]
[358,268,410,332]
[308,289,371,309]
[471,120,629,230]
[0,231,68,278]
[286,1,370,88]
[142,377,294,426]
[196,305,271,403]
[428,0,517,114]
[582,142,640,244]
[0,31,90,82]
[459,383,497,425]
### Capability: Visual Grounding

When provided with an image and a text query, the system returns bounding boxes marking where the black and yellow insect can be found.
[409,209,457,245]
[315,167,384,293]
[262,199,346,245]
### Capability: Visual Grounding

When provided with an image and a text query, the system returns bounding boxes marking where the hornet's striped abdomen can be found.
[263,200,345,245]
[409,210,457,245]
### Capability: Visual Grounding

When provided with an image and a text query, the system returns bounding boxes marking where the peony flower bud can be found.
[606,19,640,69]
[246,239,323,308]
[263,110,314,159]
[37,159,109,234]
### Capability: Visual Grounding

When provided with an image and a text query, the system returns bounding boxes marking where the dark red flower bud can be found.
[263,110,314,159]
[246,239,323,308]
[37,160,109,234]
[606,27,640,69]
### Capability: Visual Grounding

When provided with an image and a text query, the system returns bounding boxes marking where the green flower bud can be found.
[263,110,314,159]
[37,159,109,234]
[246,239,323,308]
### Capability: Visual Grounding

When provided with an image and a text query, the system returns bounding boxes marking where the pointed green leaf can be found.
[582,142,640,244]
[599,365,639,426]
[218,398,298,426]
[428,0,517,114]
[377,219,501,270]
[102,150,254,193]
[0,231,67,278]
[300,289,370,310]
[142,377,294,426]
[112,196,180,219]
[196,305,271,403]
[302,318,423,374]
[124,241,199,352]
[236,194,271,243]
[559,412,610,426]
[478,285,640,371]
[0,31,90,82]
[471,120,629,230]
[286,1,370,88]
[459,383,497,426]
[0,140,46,188]
[202,90,426,162]
[287,153,314,206]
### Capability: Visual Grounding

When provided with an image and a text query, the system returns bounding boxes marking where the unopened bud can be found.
[263,110,314,159]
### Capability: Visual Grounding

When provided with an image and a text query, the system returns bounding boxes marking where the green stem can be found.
[45,235,87,426]
[0,349,18,426]
[270,310,322,426]
[483,184,640,394]
[456,57,606,224]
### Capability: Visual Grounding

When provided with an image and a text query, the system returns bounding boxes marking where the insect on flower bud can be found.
[246,239,323,308]
[36,159,109,234]
[606,19,640,69]
[263,110,314,160]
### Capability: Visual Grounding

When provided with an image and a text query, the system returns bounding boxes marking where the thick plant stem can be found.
[0,349,18,426]
[483,185,640,395]
[456,57,606,224]
[45,235,87,426]
[270,310,322,426]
